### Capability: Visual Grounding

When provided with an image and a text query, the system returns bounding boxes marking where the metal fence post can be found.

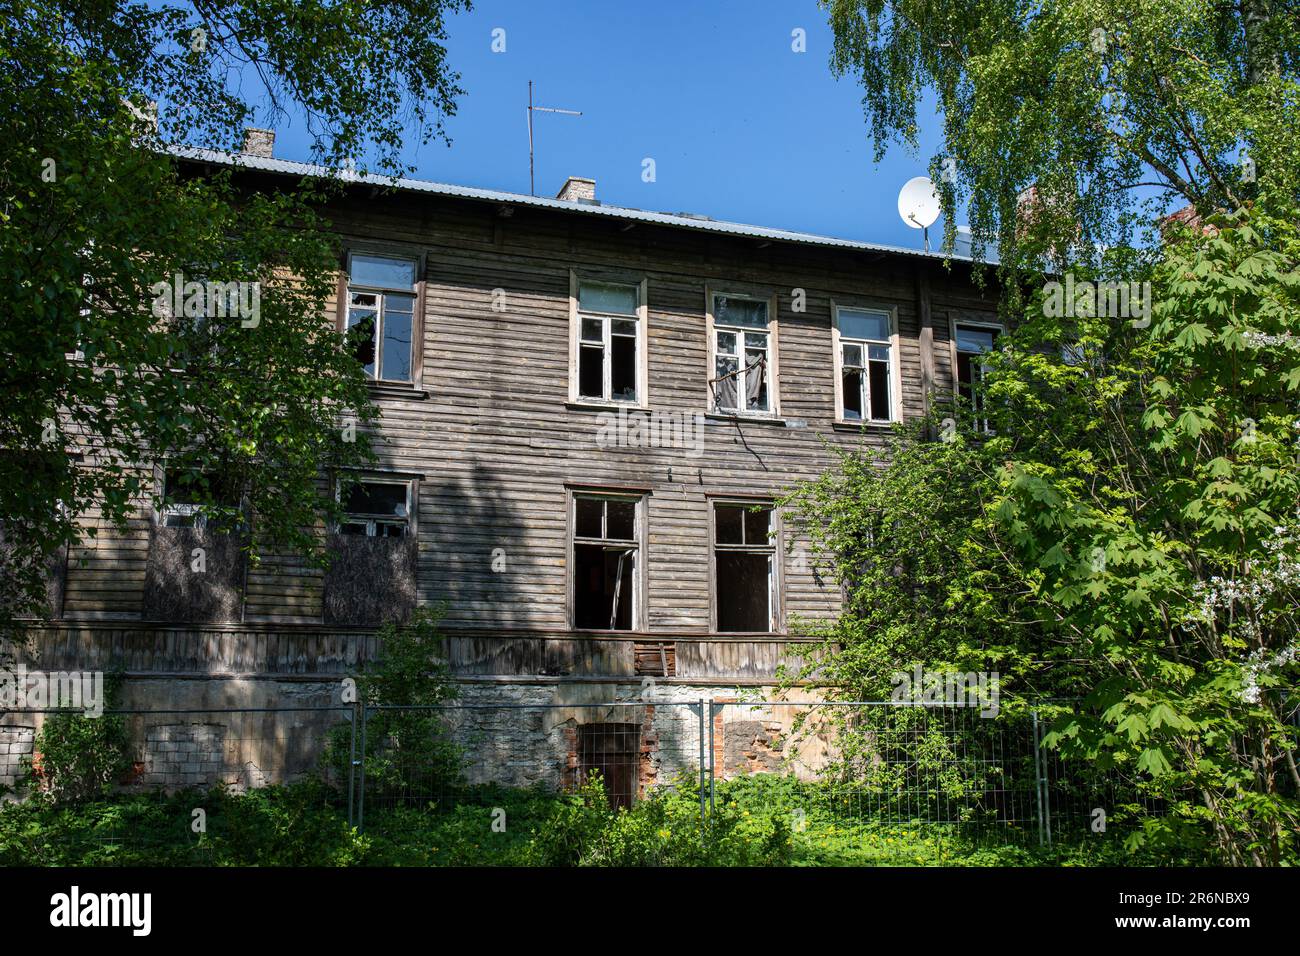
[1032,709,1045,848]
[696,699,707,827]
[707,699,717,818]
[347,702,359,828]
[357,704,369,834]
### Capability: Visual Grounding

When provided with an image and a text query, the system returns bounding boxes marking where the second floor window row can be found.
[340,257,997,420]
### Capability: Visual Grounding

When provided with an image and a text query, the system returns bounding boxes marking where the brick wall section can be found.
[0,726,35,788]
[141,723,228,789]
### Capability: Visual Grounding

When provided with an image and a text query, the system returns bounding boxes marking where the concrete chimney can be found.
[242,128,276,159]
[556,176,596,203]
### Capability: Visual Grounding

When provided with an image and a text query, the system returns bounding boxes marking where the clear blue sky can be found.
[267,0,953,251]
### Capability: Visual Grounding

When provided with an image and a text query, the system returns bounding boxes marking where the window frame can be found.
[335,474,417,539]
[831,301,902,425]
[337,245,426,388]
[705,284,781,418]
[567,488,647,632]
[155,465,226,530]
[708,496,782,635]
[950,317,1004,433]
[568,271,649,408]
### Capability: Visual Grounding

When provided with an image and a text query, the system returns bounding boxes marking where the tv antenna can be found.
[528,80,582,196]
[897,176,941,251]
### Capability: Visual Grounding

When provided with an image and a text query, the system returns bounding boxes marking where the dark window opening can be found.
[572,495,640,630]
[868,358,891,421]
[717,552,772,632]
[579,344,604,398]
[578,723,641,809]
[574,544,634,629]
[340,479,410,537]
[611,333,637,401]
[577,281,639,403]
[842,368,864,420]
[714,503,775,633]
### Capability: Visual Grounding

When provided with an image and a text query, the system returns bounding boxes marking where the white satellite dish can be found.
[898,176,941,230]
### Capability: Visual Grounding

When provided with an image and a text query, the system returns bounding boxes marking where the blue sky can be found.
[266,0,952,251]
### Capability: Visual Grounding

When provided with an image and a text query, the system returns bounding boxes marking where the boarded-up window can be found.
[142,526,246,623]
[578,722,641,808]
[714,502,775,633]
[145,468,245,623]
[572,494,639,630]
[324,477,417,625]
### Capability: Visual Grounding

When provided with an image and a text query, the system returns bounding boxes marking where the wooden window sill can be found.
[565,400,648,413]
[367,381,428,401]
[831,419,897,432]
[705,412,788,427]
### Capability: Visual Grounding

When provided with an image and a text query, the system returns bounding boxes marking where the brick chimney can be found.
[556,176,596,203]
[242,128,275,159]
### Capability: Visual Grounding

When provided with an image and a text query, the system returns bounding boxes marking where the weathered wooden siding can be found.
[51,176,1000,681]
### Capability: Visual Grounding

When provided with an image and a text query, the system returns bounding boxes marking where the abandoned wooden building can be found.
[7,129,1004,794]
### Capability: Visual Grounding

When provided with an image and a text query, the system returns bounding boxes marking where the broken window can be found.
[714,502,776,632]
[159,468,241,530]
[836,307,894,422]
[576,280,640,403]
[339,479,411,537]
[345,253,418,383]
[711,294,770,414]
[572,494,639,630]
[577,722,641,808]
[954,323,1000,431]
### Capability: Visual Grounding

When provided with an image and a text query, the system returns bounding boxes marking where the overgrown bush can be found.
[324,606,463,805]
[24,671,130,806]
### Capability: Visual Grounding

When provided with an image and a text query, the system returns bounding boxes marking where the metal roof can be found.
[169,145,988,265]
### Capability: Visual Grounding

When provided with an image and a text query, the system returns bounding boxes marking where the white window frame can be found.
[336,476,415,538]
[568,272,649,407]
[344,250,421,385]
[709,498,781,634]
[831,303,902,425]
[951,318,1003,433]
[568,490,646,631]
[706,286,780,417]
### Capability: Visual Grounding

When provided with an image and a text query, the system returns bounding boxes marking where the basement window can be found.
[572,493,640,630]
[575,279,642,404]
[713,502,776,632]
[339,479,411,537]
[710,294,772,414]
[835,307,895,423]
[954,323,1001,431]
[345,252,418,383]
[578,722,641,809]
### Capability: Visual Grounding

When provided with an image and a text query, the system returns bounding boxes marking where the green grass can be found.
[0,774,1188,867]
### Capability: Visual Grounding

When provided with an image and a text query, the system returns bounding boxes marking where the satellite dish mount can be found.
[898,176,942,252]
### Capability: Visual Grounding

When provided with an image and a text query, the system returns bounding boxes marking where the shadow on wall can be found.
[420,462,536,632]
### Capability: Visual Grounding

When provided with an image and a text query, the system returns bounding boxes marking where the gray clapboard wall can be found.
[55,175,1000,681]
